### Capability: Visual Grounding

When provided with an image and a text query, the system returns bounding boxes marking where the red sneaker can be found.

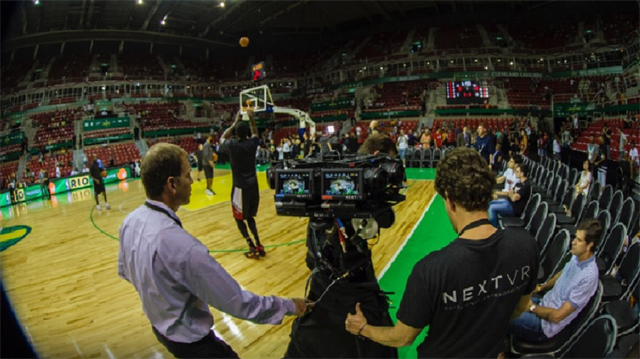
[257,245,266,257]
[244,247,260,259]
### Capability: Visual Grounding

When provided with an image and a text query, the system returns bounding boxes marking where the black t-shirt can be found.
[220,137,259,188]
[90,161,102,181]
[598,143,607,167]
[396,229,539,358]
[195,149,203,164]
[510,180,531,216]
[603,128,611,145]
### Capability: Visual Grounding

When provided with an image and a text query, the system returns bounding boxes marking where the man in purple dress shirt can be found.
[118,143,307,358]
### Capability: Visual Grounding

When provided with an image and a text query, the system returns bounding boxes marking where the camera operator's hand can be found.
[290,298,308,316]
[345,303,368,336]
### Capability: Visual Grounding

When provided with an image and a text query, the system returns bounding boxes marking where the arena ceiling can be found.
[0,1,549,48]
[0,1,627,53]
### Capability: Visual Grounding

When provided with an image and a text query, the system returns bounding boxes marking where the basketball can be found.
[239,37,249,47]
[101,170,107,178]
[213,153,218,162]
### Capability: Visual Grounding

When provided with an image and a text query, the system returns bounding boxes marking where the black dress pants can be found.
[152,327,239,359]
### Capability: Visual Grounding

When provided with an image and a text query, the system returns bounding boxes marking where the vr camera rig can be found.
[267,153,406,220]
[267,153,406,280]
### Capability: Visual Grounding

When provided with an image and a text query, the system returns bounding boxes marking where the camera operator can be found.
[284,133,399,359]
[345,147,539,357]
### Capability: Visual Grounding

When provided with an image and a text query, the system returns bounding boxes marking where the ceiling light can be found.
[137,0,143,4]
[34,0,40,5]
[509,61,513,65]
[219,1,225,8]
[161,19,166,25]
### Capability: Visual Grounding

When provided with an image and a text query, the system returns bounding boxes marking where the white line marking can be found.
[377,193,438,280]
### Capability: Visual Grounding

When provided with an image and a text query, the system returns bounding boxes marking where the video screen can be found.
[322,169,364,200]
[446,80,489,104]
[276,170,313,199]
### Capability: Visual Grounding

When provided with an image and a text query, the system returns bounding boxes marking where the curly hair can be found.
[358,133,397,156]
[435,147,496,212]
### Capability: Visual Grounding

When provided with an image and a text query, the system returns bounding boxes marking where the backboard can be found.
[239,85,274,114]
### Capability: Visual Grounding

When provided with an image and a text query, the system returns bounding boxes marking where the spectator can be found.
[594,135,607,187]
[553,135,562,162]
[488,163,531,228]
[420,130,431,149]
[457,126,471,148]
[475,124,494,166]
[319,131,332,153]
[629,140,639,178]
[433,128,444,149]
[508,219,601,343]
[496,156,522,193]
[618,128,627,159]
[601,121,611,159]
[345,148,538,357]
[574,160,592,196]
[492,143,504,172]
[397,129,409,166]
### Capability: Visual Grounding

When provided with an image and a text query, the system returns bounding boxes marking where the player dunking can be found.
[220,109,265,259]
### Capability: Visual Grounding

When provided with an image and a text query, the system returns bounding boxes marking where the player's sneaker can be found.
[205,189,214,196]
[244,247,260,259]
[257,245,266,257]
[96,204,101,211]
[105,203,111,210]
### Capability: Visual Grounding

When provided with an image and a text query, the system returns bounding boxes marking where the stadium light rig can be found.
[33,0,40,5]
[137,0,143,4]
[219,1,225,8]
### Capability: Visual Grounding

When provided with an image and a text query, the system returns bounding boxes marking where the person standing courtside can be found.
[345,148,539,357]
[202,136,216,195]
[89,155,110,211]
[118,143,307,359]
[192,143,204,182]
[220,110,265,259]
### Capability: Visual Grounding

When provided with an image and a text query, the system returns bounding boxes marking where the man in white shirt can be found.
[495,156,522,196]
[397,129,409,166]
[618,128,627,158]
[629,140,639,166]
[282,138,291,159]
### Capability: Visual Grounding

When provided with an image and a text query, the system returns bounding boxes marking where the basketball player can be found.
[89,155,110,211]
[220,110,264,259]
[202,136,216,195]
[192,143,204,182]
[118,143,307,359]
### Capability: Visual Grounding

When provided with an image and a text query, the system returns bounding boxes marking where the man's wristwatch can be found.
[530,304,537,312]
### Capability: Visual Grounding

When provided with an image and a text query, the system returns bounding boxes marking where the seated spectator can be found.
[488,163,531,228]
[508,218,602,342]
[574,160,592,196]
[495,156,523,195]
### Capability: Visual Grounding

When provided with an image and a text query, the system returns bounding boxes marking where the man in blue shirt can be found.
[118,143,308,358]
[508,218,601,342]
[475,124,495,166]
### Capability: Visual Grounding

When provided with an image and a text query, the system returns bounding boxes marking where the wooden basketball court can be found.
[0,168,435,359]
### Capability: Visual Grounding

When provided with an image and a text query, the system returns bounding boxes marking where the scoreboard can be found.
[446,81,489,104]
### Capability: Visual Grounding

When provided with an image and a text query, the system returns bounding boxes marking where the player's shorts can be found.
[204,166,214,179]
[231,185,259,220]
[94,180,106,195]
